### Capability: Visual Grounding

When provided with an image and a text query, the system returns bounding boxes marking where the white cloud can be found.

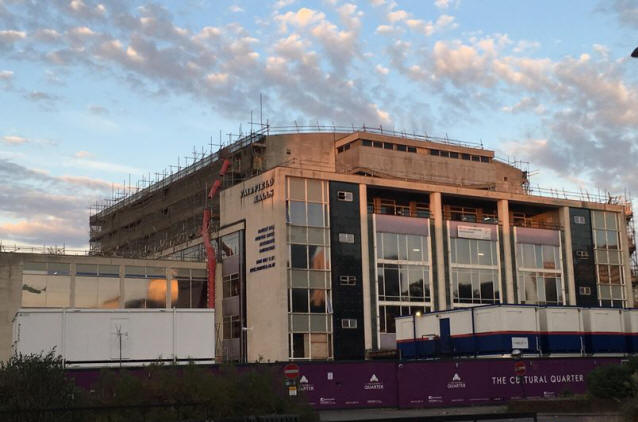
[0,70,13,80]
[375,64,389,75]
[387,9,408,23]
[275,8,326,32]
[375,24,394,34]
[0,30,26,42]
[2,135,28,145]
[229,5,244,13]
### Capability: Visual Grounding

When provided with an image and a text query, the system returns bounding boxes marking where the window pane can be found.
[596,250,608,264]
[309,271,325,288]
[385,306,400,333]
[48,263,70,275]
[307,203,324,227]
[288,201,306,225]
[306,179,323,202]
[480,271,495,302]
[384,265,399,299]
[457,270,472,303]
[611,285,623,300]
[609,266,621,284]
[609,251,621,265]
[382,233,398,260]
[477,240,492,265]
[522,244,535,268]
[47,276,71,307]
[76,264,98,276]
[400,267,409,299]
[75,276,98,308]
[398,234,408,260]
[175,278,191,308]
[592,211,604,229]
[191,279,206,308]
[598,265,610,283]
[545,277,558,303]
[292,333,306,357]
[376,232,383,259]
[408,266,425,300]
[308,246,328,269]
[291,245,308,268]
[310,333,329,359]
[310,314,326,332]
[536,275,546,302]
[377,267,385,297]
[524,273,538,303]
[292,314,309,332]
[543,246,557,269]
[595,230,606,248]
[291,270,308,288]
[454,238,471,265]
[99,264,119,277]
[22,274,47,307]
[599,285,611,300]
[289,178,305,201]
[124,278,148,308]
[407,235,424,262]
[292,289,308,312]
[290,226,306,243]
[607,231,618,249]
[605,213,617,230]
[307,228,325,245]
[309,289,326,313]
[98,277,120,308]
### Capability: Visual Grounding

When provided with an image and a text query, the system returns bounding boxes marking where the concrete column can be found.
[559,207,577,305]
[359,183,373,350]
[497,200,514,303]
[618,211,635,308]
[430,192,447,310]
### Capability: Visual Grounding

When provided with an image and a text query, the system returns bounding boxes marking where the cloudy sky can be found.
[1,0,637,249]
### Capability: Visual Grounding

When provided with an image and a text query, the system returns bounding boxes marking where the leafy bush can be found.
[0,350,84,421]
[587,362,635,401]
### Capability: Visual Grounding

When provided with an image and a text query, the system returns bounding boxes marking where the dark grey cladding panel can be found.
[375,214,429,236]
[329,181,365,360]
[448,220,497,240]
[222,254,239,275]
[569,207,598,307]
[515,227,560,246]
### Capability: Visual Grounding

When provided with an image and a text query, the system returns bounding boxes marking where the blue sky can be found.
[1,0,637,248]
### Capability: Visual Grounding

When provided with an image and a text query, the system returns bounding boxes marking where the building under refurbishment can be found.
[79,126,637,362]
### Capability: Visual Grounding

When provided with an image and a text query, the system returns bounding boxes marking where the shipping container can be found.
[581,308,625,353]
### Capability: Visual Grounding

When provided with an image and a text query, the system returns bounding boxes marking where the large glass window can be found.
[286,177,332,360]
[375,226,431,337]
[516,239,563,305]
[592,211,625,307]
[448,229,500,306]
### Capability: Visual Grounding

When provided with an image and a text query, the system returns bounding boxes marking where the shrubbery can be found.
[587,356,638,421]
[0,351,316,421]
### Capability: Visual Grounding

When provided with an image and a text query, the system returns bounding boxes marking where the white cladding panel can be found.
[538,308,582,332]
[447,310,473,336]
[473,306,537,334]
[624,309,638,334]
[13,311,63,356]
[582,308,623,333]
[13,309,215,366]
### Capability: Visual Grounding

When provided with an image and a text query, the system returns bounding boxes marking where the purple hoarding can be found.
[67,357,620,410]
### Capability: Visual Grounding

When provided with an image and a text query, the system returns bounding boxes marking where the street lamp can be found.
[412,310,422,359]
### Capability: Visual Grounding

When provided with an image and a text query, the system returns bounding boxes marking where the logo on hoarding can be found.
[319,397,336,405]
[447,373,466,389]
[299,375,314,392]
[427,395,443,403]
[364,374,384,390]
